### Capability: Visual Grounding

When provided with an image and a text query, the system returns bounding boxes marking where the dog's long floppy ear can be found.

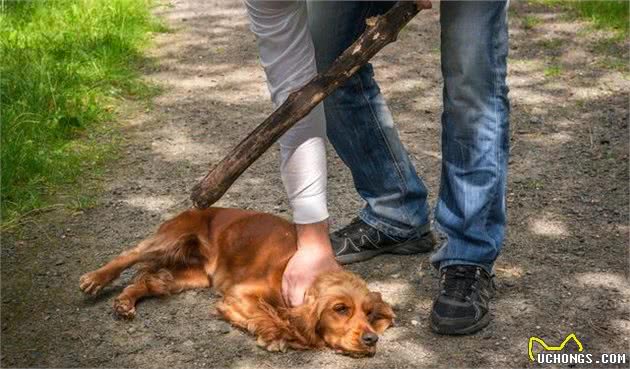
[286,287,325,349]
[367,291,396,334]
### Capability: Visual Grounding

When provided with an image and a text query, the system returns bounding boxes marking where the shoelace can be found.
[340,217,367,237]
[337,218,405,244]
[441,267,479,302]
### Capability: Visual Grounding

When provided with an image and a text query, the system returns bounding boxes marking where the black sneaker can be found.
[330,218,436,265]
[430,265,495,335]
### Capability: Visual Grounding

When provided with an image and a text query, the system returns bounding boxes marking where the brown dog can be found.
[79,207,395,356]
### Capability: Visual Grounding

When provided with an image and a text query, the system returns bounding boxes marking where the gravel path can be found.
[2,1,628,367]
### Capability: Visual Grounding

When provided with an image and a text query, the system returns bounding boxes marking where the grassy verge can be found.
[569,0,628,33]
[533,0,629,35]
[1,0,166,227]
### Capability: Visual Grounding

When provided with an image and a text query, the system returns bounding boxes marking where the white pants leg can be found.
[244,0,328,224]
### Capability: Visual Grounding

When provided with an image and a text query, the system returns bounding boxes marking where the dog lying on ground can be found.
[79,207,395,356]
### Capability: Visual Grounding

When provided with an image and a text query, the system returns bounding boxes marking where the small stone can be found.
[128,327,136,334]
[411,320,419,326]
[391,273,400,279]
[535,325,541,329]
[55,260,65,266]
[219,324,231,334]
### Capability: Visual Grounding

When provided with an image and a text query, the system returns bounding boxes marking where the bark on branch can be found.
[191,1,423,208]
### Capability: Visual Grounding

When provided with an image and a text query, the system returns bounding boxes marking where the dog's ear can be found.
[287,300,325,349]
[367,292,396,334]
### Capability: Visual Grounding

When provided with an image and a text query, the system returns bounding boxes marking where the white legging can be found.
[244,0,328,224]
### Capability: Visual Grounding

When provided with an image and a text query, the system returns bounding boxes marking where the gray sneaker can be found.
[331,218,436,264]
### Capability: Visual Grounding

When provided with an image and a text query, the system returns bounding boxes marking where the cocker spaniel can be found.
[79,207,395,356]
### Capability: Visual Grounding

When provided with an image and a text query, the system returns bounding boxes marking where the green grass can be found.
[0,0,166,226]
[533,0,629,34]
[571,0,629,33]
[544,64,562,77]
[522,14,542,30]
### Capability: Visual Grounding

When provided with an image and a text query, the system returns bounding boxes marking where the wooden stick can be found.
[191,1,422,208]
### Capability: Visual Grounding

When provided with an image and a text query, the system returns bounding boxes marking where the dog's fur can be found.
[79,207,395,356]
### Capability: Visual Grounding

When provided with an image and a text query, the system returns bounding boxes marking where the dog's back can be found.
[162,207,298,295]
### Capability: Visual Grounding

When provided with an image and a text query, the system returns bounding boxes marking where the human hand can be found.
[416,0,432,10]
[282,221,341,307]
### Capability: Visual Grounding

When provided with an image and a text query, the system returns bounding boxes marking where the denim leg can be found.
[430,1,510,272]
[307,1,430,238]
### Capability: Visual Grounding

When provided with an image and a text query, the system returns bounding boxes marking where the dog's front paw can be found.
[113,296,136,320]
[256,336,287,353]
[79,271,109,295]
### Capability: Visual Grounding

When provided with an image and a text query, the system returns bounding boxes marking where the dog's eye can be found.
[333,303,349,314]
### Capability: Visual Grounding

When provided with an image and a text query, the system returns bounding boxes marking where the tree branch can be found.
[191,1,422,208]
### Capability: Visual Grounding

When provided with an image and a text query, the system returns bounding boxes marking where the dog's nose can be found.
[361,332,379,346]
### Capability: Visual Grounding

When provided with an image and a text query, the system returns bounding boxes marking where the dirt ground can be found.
[2,1,629,368]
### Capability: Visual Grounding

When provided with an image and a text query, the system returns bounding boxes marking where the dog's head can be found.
[292,270,395,357]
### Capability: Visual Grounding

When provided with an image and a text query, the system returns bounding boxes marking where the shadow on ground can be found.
[1,1,628,368]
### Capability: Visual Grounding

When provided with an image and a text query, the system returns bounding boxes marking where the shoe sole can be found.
[429,312,492,335]
[335,231,436,265]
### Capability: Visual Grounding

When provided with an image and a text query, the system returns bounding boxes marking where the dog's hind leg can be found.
[80,231,204,296]
[113,265,210,319]
[79,237,158,295]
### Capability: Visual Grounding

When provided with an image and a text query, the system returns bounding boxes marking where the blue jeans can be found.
[308,1,510,272]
